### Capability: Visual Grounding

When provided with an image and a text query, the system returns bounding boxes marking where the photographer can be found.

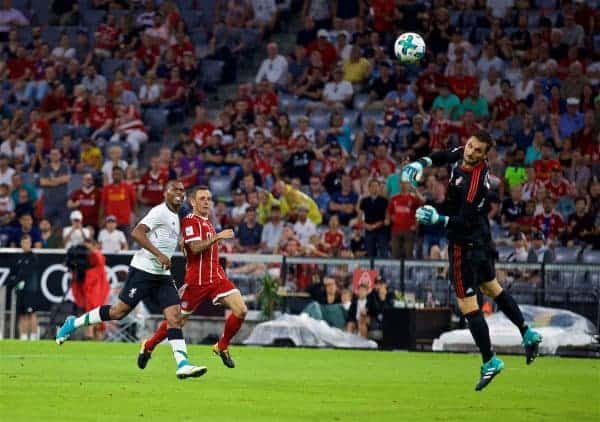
[68,241,110,340]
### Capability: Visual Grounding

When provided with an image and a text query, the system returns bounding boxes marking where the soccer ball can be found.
[394,32,426,64]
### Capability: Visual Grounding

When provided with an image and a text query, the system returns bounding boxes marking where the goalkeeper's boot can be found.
[175,360,208,379]
[55,316,76,345]
[475,355,504,391]
[213,343,235,368]
[137,339,152,369]
[523,327,542,365]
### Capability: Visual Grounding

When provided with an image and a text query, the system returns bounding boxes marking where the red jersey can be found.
[533,159,560,182]
[101,182,136,225]
[70,187,102,227]
[70,97,88,126]
[190,122,215,148]
[456,121,482,146]
[253,91,278,115]
[371,0,396,32]
[181,214,227,285]
[89,105,114,129]
[429,118,452,150]
[95,24,120,51]
[388,194,423,233]
[323,229,344,250]
[6,57,34,80]
[544,178,572,200]
[171,41,194,64]
[447,75,478,100]
[32,118,53,151]
[534,212,565,239]
[370,158,396,177]
[135,44,161,68]
[492,96,517,121]
[139,170,169,206]
[306,40,337,72]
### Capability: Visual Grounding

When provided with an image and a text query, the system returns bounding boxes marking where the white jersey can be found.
[130,203,180,275]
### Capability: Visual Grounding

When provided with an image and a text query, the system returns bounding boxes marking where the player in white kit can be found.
[55,181,207,379]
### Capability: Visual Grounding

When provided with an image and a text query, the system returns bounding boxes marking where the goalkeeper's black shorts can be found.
[448,243,496,298]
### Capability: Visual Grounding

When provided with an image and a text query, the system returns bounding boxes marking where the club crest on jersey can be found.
[185,226,194,236]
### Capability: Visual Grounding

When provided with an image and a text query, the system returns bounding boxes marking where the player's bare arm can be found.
[131,223,171,269]
[187,229,235,254]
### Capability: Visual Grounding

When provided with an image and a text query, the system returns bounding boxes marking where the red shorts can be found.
[179,278,239,315]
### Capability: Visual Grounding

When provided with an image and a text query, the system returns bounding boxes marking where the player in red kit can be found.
[138,186,247,369]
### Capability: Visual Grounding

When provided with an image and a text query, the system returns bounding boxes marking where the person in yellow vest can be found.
[270,180,322,225]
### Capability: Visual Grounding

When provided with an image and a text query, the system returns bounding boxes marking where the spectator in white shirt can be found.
[248,0,278,37]
[101,145,129,185]
[51,34,76,64]
[0,1,29,42]
[230,189,250,226]
[479,67,502,104]
[322,67,354,109]
[0,154,15,186]
[63,210,92,249]
[476,43,504,79]
[0,132,27,161]
[255,42,288,87]
[98,215,128,254]
[138,71,161,108]
[260,205,284,252]
[293,204,317,247]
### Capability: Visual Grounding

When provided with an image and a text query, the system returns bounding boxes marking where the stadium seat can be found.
[30,0,49,24]
[208,174,233,203]
[83,10,106,27]
[309,113,330,131]
[41,26,63,45]
[508,281,536,305]
[361,110,385,127]
[181,10,203,30]
[51,123,72,141]
[496,245,513,262]
[67,173,83,195]
[101,59,128,79]
[554,247,580,263]
[143,108,169,137]
[200,60,225,86]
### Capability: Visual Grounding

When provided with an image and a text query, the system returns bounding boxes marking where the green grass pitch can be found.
[1,340,599,421]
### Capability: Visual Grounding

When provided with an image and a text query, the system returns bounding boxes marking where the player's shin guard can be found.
[465,310,494,363]
[167,328,188,368]
[494,290,527,336]
[145,320,169,352]
[74,305,112,328]
[217,314,244,351]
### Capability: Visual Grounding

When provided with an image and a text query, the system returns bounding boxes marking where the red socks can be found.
[145,320,168,352]
[218,314,244,351]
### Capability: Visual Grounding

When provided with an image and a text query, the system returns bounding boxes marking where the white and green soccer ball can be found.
[394,32,426,64]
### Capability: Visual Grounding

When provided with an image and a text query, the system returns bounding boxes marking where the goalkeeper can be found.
[402,131,542,391]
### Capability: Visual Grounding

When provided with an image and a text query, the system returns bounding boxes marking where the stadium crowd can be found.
[0,0,599,288]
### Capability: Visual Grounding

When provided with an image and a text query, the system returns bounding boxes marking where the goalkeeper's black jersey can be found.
[430,147,493,246]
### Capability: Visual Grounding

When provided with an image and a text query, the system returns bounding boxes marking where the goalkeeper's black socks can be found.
[99,305,112,321]
[494,290,528,336]
[465,309,494,363]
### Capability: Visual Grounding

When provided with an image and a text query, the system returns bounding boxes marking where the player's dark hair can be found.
[189,185,210,197]
[472,130,494,153]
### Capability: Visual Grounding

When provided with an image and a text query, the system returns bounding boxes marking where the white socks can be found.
[74,308,102,328]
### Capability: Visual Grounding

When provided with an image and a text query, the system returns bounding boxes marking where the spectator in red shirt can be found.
[135,33,161,72]
[544,167,575,200]
[491,79,517,131]
[94,13,120,58]
[25,109,52,152]
[370,144,396,177]
[534,196,565,240]
[416,62,445,109]
[69,84,89,128]
[137,157,169,209]
[321,214,345,257]
[100,166,137,233]
[533,144,561,182]
[88,94,114,141]
[371,0,399,33]
[67,172,102,230]
[189,106,215,148]
[171,32,194,65]
[161,67,186,108]
[386,181,424,259]
[253,79,278,115]
[306,29,337,73]
[447,62,478,101]
[40,83,69,122]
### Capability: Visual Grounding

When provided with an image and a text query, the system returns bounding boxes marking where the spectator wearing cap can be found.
[559,97,584,139]
[9,213,41,248]
[359,179,388,258]
[234,206,263,252]
[293,203,317,247]
[62,210,92,249]
[98,215,128,254]
[255,42,288,88]
[306,29,337,73]
[260,205,284,253]
[99,166,137,234]
[67,172,102,230]
[39,148,70,227]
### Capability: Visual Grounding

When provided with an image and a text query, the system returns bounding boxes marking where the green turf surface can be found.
[0,341,598,421]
